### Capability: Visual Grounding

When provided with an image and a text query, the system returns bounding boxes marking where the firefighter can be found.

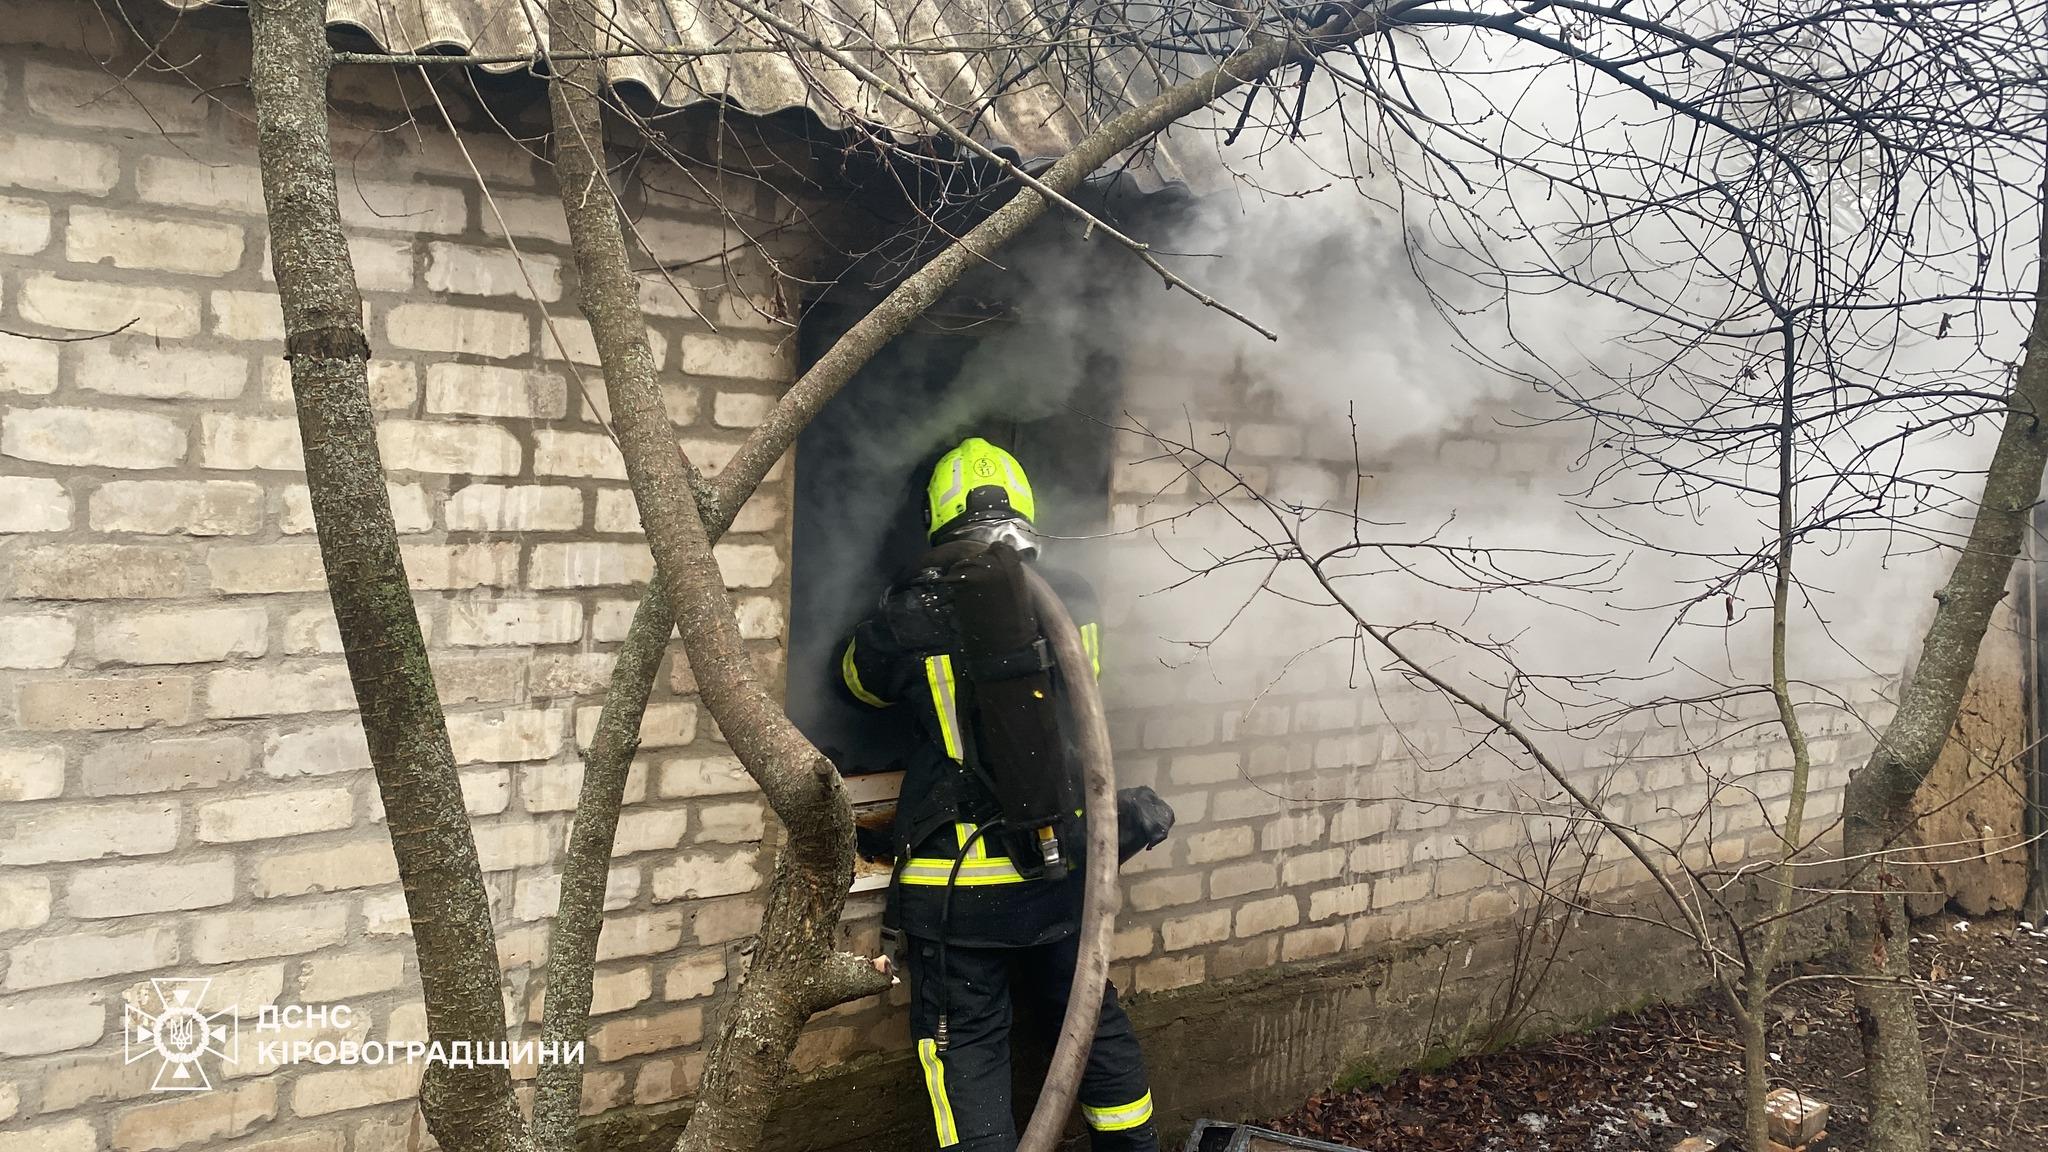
[840,436,1174,1152]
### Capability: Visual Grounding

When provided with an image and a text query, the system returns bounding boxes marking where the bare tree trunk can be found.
[1739,319,1815,1152]
[544,7,894,1149]
[2026,532,2048,923]
[1738,1002,1770,1152]
[1842,182,2048,1152]
[245,4,526,1151]
[534,585,672,1144]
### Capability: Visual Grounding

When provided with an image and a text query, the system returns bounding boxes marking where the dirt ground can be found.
[1266,914,2048,1151]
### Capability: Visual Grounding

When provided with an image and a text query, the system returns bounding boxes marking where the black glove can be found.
[1115,786,1175,864]
[854,824,894,863]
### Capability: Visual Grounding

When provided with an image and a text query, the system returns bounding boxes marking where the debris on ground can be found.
[1266,913,2048,1151]
[1764,1087,1827,1150]
[1183,1119,1367,1151]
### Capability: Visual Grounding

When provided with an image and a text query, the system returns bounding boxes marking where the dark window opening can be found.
[786,297,1118,778]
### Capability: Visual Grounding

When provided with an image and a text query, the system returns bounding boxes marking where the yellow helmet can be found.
[926,437,1036,541]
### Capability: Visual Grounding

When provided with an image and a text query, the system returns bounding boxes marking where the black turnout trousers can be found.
[905,933,1158,1152]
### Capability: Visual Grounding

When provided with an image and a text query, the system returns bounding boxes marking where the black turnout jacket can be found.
[839,542,1103,948]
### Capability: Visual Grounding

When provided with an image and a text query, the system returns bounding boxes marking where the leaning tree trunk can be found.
[1842,178,2048,1152]
[533,586,671,1144]
[246,3,527,1151]
[544,6,894,1148]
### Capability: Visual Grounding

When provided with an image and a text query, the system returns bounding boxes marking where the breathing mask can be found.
[953,516,1040,560]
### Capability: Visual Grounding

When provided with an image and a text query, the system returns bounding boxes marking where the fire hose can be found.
[1015,565,1120,1152]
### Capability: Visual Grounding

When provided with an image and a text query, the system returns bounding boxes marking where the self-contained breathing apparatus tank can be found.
[946,541,1080,880]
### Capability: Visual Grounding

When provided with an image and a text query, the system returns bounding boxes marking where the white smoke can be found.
[792,25,2032,809]
[1043,32,2023,774]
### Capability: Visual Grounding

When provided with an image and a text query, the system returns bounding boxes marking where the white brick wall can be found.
[0,15,806,1149]
[0,336,60,395]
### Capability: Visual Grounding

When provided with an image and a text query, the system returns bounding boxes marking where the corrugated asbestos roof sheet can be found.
[174,0,1184,179]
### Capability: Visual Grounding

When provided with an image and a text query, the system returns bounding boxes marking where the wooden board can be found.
[848,769,903,893]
